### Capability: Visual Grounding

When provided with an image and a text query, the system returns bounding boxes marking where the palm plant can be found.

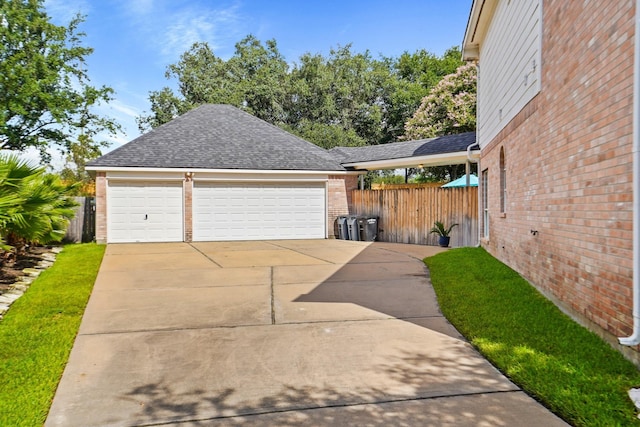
[429,220,458,237]
[0,154,78,253]
[0,154,40,250]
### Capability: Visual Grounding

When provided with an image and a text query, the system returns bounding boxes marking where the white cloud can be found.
[159,4,244,60]
[126,0,154,15]
[117,1,244,61]
[43,0,90,23]
[108,100,140,121]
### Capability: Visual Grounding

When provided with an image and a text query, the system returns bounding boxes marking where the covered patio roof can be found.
[330,132,479,170]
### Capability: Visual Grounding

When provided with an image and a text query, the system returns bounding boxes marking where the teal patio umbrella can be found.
[441,174,478,188]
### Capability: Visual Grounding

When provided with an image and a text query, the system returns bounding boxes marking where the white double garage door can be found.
[107,181,327,243]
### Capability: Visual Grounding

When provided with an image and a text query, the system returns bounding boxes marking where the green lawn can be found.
[425,247,640,426]
[0,243,105,427]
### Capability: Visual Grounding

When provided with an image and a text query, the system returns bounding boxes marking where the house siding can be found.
[478,0,542,148]
[479,0,637,357]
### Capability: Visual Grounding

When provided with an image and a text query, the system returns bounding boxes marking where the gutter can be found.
[619,0,640,346]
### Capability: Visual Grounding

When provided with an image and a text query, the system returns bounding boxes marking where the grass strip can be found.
[425,247,640,427]
[0,243,105,427]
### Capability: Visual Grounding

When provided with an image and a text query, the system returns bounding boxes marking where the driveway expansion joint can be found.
[129,389,525,427]
[187,243,224,267]
[266,240,340,264]
[270,267,276,325]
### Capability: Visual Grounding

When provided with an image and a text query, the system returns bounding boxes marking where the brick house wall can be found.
[95,172,107,244]
[327,175,359,237]
[480,0,636,356]
[183,174,193,242]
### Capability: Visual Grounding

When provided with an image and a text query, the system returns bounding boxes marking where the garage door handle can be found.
[144,214,148,220]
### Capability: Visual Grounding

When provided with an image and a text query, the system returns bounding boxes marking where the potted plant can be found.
[430,221,458,247]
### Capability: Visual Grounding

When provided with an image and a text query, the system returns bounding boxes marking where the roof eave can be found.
[462,0,498,61]
[85,165,360,175]
[342,150,480,171]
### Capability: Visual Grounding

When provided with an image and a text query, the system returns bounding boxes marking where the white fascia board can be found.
[462,0,498,61]
[343,151,480,170]
[86,166,359,176]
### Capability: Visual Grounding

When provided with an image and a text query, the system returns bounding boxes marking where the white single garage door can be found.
[193,182,326,241]
[107,181,183,243]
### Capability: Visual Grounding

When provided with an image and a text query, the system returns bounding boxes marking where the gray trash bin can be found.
[346,216,360,241]
[358,217,378,241]
[336,216,349,239]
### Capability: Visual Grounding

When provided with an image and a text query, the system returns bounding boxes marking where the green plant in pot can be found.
[430,221,458,247]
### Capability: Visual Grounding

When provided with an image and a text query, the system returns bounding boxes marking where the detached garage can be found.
[87,104,359,244]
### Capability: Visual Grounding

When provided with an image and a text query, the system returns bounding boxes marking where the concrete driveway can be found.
[46,240,567,426]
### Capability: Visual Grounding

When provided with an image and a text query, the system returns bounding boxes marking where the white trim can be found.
[87,166,359,175]
[324,180,329,238]
[107,176,185,181]
[193,177,329,183]
[343,151,481,170]
[463,0,499,61]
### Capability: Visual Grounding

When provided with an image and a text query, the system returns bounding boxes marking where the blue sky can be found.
[42,0,472,158]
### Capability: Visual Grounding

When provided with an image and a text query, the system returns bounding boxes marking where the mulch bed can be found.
[0,247,51,294]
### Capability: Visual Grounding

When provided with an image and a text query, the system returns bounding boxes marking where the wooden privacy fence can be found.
[350,186,478,247]
[64,197,96,243]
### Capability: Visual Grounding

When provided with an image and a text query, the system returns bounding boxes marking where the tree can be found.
[140,33,467,150]
[138,36,290,131]
[285,45,391,146]
[282,120,366,150]
[383,47,464,142]
[403,63,477,139]
[403,63,478,182]
[59,86,122,192]
[0,0,119,161]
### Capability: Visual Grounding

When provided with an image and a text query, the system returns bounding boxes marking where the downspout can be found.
[466,141,480,186]
[467,141,481,246]
[619,0,640,346]
[467,142,480,163]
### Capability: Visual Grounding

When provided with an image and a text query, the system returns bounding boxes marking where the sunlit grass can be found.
[425,247,640,426]
[0,243,105,427]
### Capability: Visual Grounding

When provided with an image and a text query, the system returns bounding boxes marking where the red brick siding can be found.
[480,0,636,350]
[95,172,107,244]
[183,175,193,242]
[327,175,358,237]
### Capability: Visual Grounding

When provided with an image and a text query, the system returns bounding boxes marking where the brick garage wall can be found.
[94,172,107,244]
[327,175,359,237]
[183,174,193,242]
[481,0,636,355]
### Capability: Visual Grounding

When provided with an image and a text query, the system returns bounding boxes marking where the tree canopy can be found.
[403,63,477,139]
[403,63,478,182]
[138,35,464,149]
[0,0,119,162]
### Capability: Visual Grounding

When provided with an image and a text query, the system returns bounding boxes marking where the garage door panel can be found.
[193,182,326,241]
[108,181,183,243]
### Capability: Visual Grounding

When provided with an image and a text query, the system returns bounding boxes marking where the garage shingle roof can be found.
[328,132,477,164]
[88,104,346,171]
